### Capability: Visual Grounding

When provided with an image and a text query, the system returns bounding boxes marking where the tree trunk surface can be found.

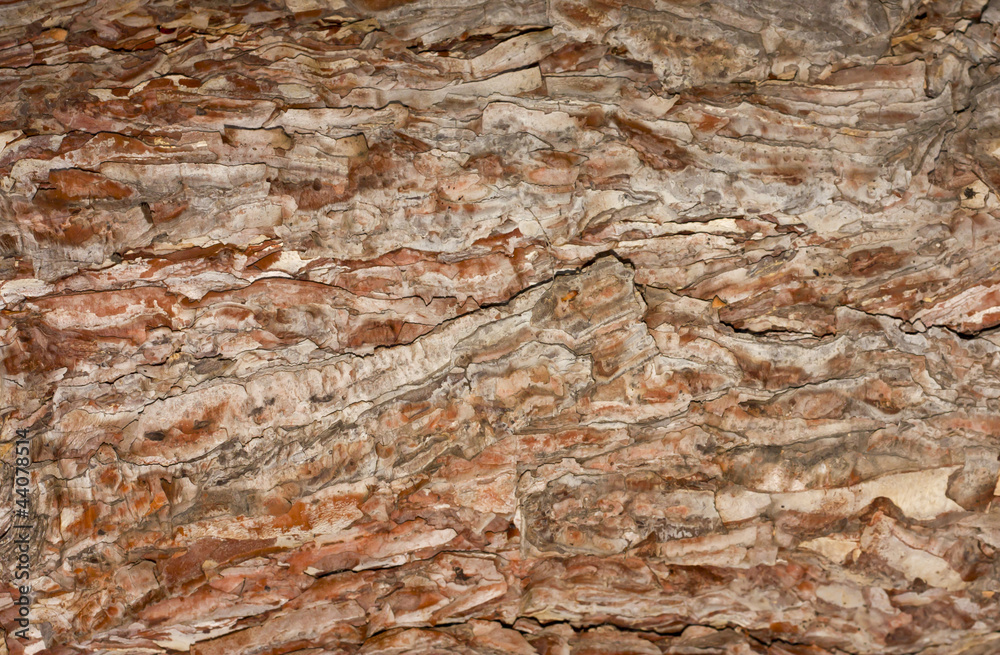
[3,0,1000,653]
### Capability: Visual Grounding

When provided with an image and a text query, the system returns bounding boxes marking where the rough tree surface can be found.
[2,0,1000,653]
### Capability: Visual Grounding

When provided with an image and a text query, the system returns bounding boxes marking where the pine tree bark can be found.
[2,0,1000,653]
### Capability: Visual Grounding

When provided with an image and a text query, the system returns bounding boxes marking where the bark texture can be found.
[3,0,1000,653]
